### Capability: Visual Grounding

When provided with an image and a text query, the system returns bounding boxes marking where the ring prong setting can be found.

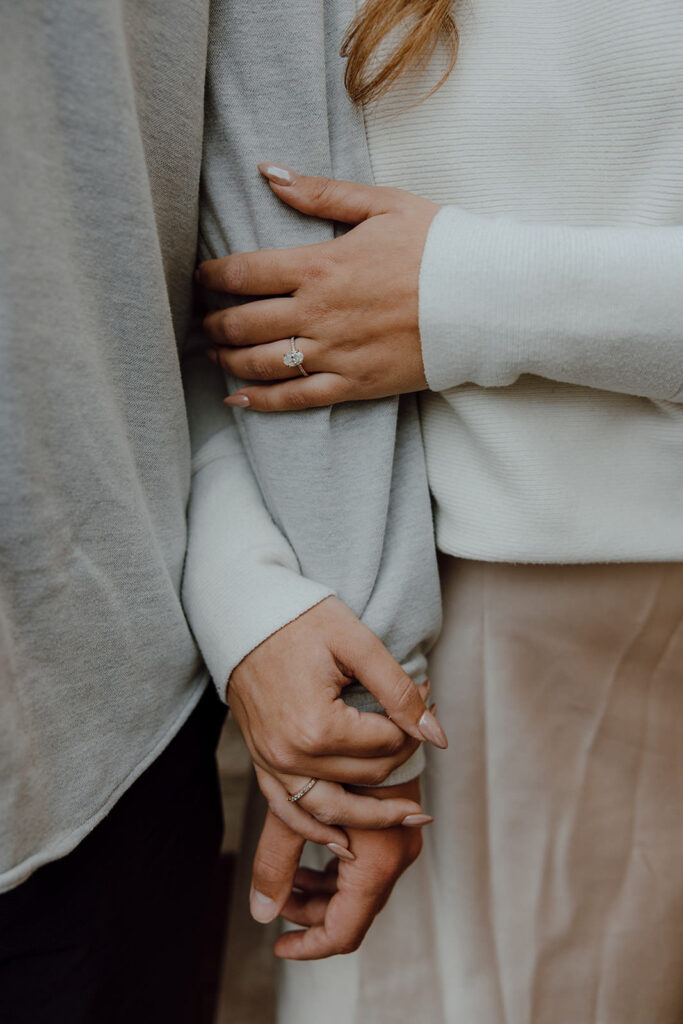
[283,349,304,368]
[283,336,308,376]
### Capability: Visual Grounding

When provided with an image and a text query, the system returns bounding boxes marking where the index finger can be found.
[197,241,330,297]
[314,679,431,758]
[320,699,415,757]
[334,618,448,750]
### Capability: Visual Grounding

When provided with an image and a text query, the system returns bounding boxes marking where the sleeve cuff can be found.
[341,684,425,785]
[418,205,683,401]
[418,205,525,393]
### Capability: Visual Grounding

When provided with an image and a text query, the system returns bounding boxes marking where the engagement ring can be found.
[283,337,308,376]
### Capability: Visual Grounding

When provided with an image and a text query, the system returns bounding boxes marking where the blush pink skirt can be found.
[278,559,683,1024]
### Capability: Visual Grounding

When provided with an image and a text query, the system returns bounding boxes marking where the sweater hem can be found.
[0,674,209,895]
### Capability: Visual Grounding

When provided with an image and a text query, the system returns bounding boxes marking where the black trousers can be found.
[0,685,226,1024]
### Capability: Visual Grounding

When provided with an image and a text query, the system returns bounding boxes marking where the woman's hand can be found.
[248,778,426,959]
[197,164,440,412]
[228,597,446,854]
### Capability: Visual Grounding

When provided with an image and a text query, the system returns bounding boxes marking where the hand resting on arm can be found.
[198,164,438,409]
[200,163,683,410]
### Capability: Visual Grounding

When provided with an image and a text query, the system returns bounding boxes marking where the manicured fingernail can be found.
[224,394,250,407]
[206,348,218,364]
[418,709,448,749]
[327,842,356,862]
[258,162,295,186]
[401,814,434,828]
[249,888,278,923]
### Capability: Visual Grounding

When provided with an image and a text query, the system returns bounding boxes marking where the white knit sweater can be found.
[363,0,683,562]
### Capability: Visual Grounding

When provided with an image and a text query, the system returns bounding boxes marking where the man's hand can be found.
[228,597,446,853]
[198,164,440,411]
[248,779,426,959]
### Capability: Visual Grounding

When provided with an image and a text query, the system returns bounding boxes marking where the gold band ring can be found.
[287,778,319,803]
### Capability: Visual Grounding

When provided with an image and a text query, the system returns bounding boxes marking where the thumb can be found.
[335,618,448,751]
[250,809,305,924]
[258,162,397,224]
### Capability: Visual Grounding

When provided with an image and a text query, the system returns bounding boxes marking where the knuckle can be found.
[309,803,337,826]
[222,256,248,292]
[268,753,289,774]
[353,359,378,390]
[336,933,362,956]
[389,675,416,715]
[203,313,225,344]
[302,250,336,286]
[287,387,316,412]
[383,730,405,755]
[297,718,325,756]
[216,348,232,372]
[379,806,399,828]
[243,353,272,379]
[360,765,391,788]
[221,310,243,344]
[261,737,292,774]
[310,177,335,207]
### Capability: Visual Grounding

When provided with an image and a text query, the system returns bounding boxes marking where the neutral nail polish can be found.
[402,814,434,828]
[249,888,278,924]
[224,394,250,408]
[327,842,356,862]
[258,162,294,186]
[418,709,448,749]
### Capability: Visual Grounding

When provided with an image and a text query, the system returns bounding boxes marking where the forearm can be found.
[420,206,683,402]
[182,355,429,787]
[182,353,333,697]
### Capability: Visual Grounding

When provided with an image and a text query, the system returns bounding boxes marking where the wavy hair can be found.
[342,0,458,104]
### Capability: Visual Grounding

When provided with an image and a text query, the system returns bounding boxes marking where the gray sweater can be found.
[0,0,213,892]
[1,0,440,892]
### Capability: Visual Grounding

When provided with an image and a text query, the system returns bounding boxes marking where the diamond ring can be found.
[287,778,319,803]
[283,336,308,376]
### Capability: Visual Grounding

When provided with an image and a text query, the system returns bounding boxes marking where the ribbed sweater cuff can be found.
[419,205,683,401]
[419,205,533,392]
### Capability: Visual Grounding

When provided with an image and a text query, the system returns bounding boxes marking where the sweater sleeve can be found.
[182,354,333,700]
[181,354,425,784]
[419,206,683,402]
